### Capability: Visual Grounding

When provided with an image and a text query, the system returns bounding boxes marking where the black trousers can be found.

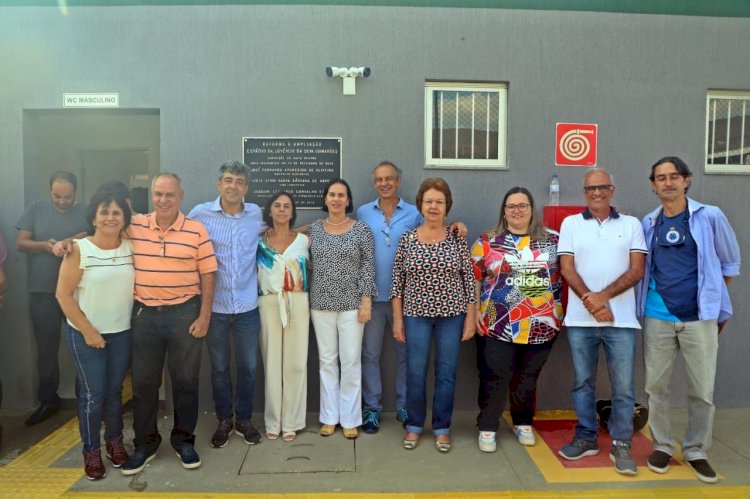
[130,297,203,451]
[28,292,65,405]
[476,335,556,432]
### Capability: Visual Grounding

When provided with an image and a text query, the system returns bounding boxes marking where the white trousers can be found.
[311,309,364,428]
[259,293,310,434]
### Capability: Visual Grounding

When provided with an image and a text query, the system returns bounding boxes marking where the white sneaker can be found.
[513,425,536,446]
[478,431,497,453]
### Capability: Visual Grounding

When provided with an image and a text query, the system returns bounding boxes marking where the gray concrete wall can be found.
[1,5,748,412]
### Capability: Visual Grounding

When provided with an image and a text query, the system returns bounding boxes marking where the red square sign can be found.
[555,123,598,166]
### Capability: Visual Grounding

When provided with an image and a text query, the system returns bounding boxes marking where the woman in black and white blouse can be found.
[391,178,476,453]
[308,178,377,440]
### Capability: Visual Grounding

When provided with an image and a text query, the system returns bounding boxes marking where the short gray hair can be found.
[372,161,402,181]
[218,161,249,181]
[583,168,614,185]
[151,172,182,189]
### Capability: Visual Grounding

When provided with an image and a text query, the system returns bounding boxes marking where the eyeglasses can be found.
[656,231,686,247]
[655,213,689,247]
[505,203,530,212]
[382,225,391,247]
[583,184,613,194]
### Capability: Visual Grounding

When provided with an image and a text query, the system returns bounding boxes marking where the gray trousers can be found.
[361,301,406,413]
[644,317,718,461]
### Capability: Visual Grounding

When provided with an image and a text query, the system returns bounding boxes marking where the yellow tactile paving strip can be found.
[55,490,750,499]
[0,412,748,498]
[0,417,82,497]
[509,410,703,483]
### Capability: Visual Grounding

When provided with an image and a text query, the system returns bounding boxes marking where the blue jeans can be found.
[362,301,406,413]
[404,314,464,436]
[131,297,203,451]
[66,325,132,453]
[567,326,637,443]
[207,308,260,422]
[29,292,65,405]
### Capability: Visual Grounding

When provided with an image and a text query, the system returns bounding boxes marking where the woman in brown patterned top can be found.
[391,178,476,453]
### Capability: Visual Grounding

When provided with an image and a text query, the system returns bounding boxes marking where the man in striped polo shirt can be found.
[188,161,265,449]
[122,173,217,475]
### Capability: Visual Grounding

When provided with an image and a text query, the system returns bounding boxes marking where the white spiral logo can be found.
[559,129,593,161]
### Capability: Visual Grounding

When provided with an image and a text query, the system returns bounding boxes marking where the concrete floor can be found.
[2,407,750,497]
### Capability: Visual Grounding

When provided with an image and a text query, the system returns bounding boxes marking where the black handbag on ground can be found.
[596,399,649,433]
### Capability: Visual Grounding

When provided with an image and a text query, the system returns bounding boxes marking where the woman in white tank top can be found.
[56,187,134,480]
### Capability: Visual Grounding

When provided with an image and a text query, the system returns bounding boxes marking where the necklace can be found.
[420,227,444,243]
[325,217,350,226]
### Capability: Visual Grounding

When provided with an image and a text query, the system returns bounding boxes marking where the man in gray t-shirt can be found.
[16,171,87,426]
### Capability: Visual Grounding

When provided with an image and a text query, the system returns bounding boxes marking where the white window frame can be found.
[705,90,750,174]
[424,81,507,170]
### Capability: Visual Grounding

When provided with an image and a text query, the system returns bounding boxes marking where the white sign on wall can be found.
[63,93,119,108]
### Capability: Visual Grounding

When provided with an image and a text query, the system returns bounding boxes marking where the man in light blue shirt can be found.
[188,161,265,449]
[356,161,422,433]
[637,156,740,484]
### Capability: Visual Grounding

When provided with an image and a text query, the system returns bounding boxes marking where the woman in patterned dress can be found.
[471,186,563,453]
[391,178,476,453]
[257,191,310,442]
[308,179,377,440]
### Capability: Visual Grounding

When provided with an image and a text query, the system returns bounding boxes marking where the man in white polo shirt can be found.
[556,168,647,476]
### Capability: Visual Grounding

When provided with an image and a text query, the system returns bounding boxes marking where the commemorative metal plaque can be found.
[242,137,342,209]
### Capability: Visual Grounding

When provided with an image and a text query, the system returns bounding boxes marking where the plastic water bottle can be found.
[549,174,560,206]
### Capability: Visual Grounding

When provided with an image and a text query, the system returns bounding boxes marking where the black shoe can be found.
[175,445,201,469]
[210,420,233,448]
[687,458,718,484]
[235,420,261,445]
[121,448,157,476]
[25,403,59,426]
[646,450,672,474]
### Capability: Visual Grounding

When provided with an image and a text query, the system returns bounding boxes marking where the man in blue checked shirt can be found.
[189,161,265,448]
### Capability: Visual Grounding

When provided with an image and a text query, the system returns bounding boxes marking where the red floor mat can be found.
[534,418,682,469]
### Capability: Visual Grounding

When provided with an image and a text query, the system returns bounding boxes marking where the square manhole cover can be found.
[239,430,355,474]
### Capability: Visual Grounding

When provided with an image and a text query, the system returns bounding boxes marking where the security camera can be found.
[326,65,371,95]
[326,66,371,78]
[326,66,349,78]
[348,67,371,78]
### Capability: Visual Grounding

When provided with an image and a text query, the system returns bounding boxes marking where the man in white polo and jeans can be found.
[557,168,647,476]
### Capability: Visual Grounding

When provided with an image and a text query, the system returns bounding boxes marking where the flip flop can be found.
[403,432,420,450]
[435,437,451,453]
[319,424,336,437]
[266,432,279,440]
[282,432,296,442]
